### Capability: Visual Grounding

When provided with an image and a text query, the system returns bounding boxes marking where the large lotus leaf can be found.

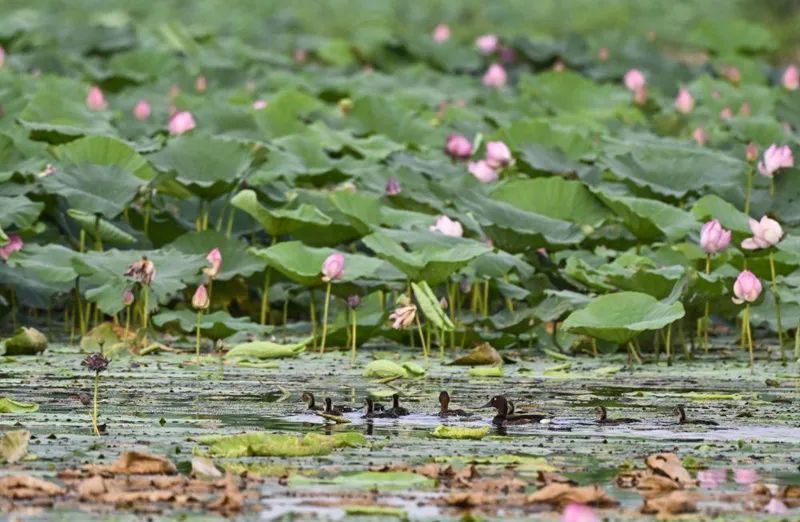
[0,133,46,176]
[362,231,490,285]
[66,209,137,246]
[691,195,751,234]
[329,191,383,234]
[562,291,686,344]
[167,230,263,281]
[151,309,270,339]
[772,167,800,226]
[604,264,687,300]
[688,19,775,54]
[519,71,636,119]
[42,164,144,218]
[252,241,391,287]
[72,249,206,315]
[51,135,156,180]
[348,94,438,146]
[301,122,404,161]
[106,48,180,83]
[0,195,43,230]
[470,249,535,279]
[517,143,582,174]
[593,188,696,242]
[288,190,364,246]
[230,189,332,237]
[499,118,595,160]
[148,134,252,196]
[0,244,79,307]
[492,178,611,228]
[251,134,339,184]
[253,89,323,138]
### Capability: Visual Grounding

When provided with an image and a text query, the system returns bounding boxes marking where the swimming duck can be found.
[673,404,718,426]
[324,397,354,415]
[482,395,546,426]
[594,405,640,425]
[301,391,323,411]
[386,393,409,417]
[364,397,397,419]
[438,391,469,417]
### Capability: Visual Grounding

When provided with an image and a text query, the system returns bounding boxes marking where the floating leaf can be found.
[362,359,408,379]
[0,430,30,463]
[200,431,366,458]
[3,327,47,356]
[0,398,39,414]
[431,425,490,440]
[224,338,310,359]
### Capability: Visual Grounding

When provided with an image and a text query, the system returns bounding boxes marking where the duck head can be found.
[439,391,450,411]
[672,404,687,423]
[594,405,608,422]
[324,397,333,413]
[392,393,401,409]
[301,392,315,409]
[481,395,509,416]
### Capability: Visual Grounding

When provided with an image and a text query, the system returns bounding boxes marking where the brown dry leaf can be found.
[616,470,648,489]
[783,485,800,499]
[102,489,175,505]
[527,483,618,507]
[192,456,223,478]
[0,475,65,498]
[645,453,693,487]
[454,464,478,485]
[446,491,497,507]
[416,463,453,479]
[641,490,697,516]
[84,451,177,475]
[77,475,106,498]
[0,430,30,464]
[467,475,527,495]
[536,471,576,487]
[207,473,243,514]
[637,473,681,498]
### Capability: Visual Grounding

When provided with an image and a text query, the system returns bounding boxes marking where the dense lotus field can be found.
[2,0,800,520]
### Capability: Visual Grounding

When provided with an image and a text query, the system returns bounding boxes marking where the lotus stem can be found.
[92,373,101,437]
[415,312,428,360]
[503,274,514,312]
[10,288,17,330]
[770,178,775,199]
[260,269,271,325]
[591,338,598,357]
[124,305,131,341]
[769,252,785,362]
[319,282,332,354]
[627,342,642,365]
[142,285,150,346]
[207,279,214,308]
[351,308,357,364]
[744,304,754,369]
[482,280,489,317]
[226,208,236,238]
[283,294,289,325]
[196,311,202,360]
[702,254,711,353]
[744,166,754,215]
[665,323,672,363]
[143,192,151,237]
[79,229,86,253]
[795,322,799,360]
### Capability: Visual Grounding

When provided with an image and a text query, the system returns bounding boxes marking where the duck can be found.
[363,397,396,419]
[324,397,355,415]
[673,404,718,426]
[301,391,323,411]
[482,395,546,426]
[386,393,409,417]
[438,391,469,417]
[594,405,640,425]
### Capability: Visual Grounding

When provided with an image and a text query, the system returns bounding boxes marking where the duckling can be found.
[438,391,469,417]
[673,404,718,426]
[364,397,395,419]
[301,391,323,411]
[324,397,354,415]
[482,395,546,427]
[594,405,640,425]
[385,393,409,417]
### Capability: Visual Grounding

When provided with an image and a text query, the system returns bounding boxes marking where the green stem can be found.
[665,323,672,363]
[415,312,428,360]
[260,269,272,325]
[769,252,785,362]
[744,304,754,369]
[92,373,100,436]
[482,280,489,317]
[795,321,799,360]
[627,341,642,365]
[744,166,753,215]
[351,308,357,364]
[196,311,202,360]
[142,285,150,346]
[319,282,332,354]
[309,292,318,349]
[124,305,131,341]
[143,192,151,237]
[703,254,711,353]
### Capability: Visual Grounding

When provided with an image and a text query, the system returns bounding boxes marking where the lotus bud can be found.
[389,304,417,329]
[385,176,402,196]
[81,352,110,373]
[782,65,798,91]
[124,256,156,285]
[321,252,345,282]
[122,289,135,307]
[757,144,794,178]
[692,127,707,146]
[499,47,516,63]
[133,99,151,120]
[432,24,450,43]
[445,133,473,159]
[719,107,732,120]
[347,295,361,309]
[597,47,609,62]
[253,99,268,110]
[204,248,222,279]
[741,216,783,250]
[623,69,645,92]
[721,65,741,84]
[561,503,599,522]
[429,215,463,237]
[738,102,751,117]
[0,234,23,261]
[195,75,207,93]
[699,220,731,254]
[485,141,512,169]
[293,48,307,64]
[674,88,694,114]
[482,63,507,88]
[732,271,762,304]
[468,160,498,183]
[475,34,499,54]
[192,284,210,310]
[86,86,107,110]
[745,142,758,163]
[169,111,196,135]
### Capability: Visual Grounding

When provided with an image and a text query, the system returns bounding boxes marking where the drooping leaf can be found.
[411,281,454,331]
[0,399,39,414]
[230,189,332,237]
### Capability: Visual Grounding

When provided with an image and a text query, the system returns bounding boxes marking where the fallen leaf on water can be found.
[192,456,223,478]
[207,473,244,514]
[0,429,30,463]
[449,343,502,366]
[77,475,106,498]
[527,483,619,507]
[0,475,65,498]
[645,453,694,487]
[641,490,697,516]
[0,397,39,413]
[84,451,177,475]
[536,471,577,487]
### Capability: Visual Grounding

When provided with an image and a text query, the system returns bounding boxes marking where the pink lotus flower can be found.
[692,127,707,146]
[746,143,758,163]
[86,86,107,110]
[757,144,794,178]
[561,503,599,522]
[485,141,511,168]
[741,216,783,250]
[122,289,135,307]
[432,24,451,43]
[700,220,731,254]
[739,102,751,117]
[721,65,741,84]
[385,176,402,196]
[623,69,645,91]
[192,284,210,310]
[697,468,726,489]
[195,75,207,93]
[764,498,787,514]
[475,34,499,54]
[0,46,5,68]
[733,468,760,485]
[430,216,463,237]
[482,63,507,88]
[674,88,694,114]
[719,107,733,120]
[389,304,417,329]
[133,100,151,120]
[445,134,473,159]
[253,99,267,110]
[205,248,222,279]
[782,65,798,91]
[732,271,762,304]
[468,160,498,183]
[553,59,565,72]
[169,111,196,135]
[293,48,307,63]
[0,234,23,261]
[321,252,345,282]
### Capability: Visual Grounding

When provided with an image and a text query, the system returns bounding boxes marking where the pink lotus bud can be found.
[347,295,361,309]
[700,220,731,254]
[732,271,762,304]
[624,69,646,91]
[475,34,499,54]
[738,102,751,116]
[674,88,694,114]
[485,141,512,169]
[597,47,610,62]
[445,134,473,159]
[429,215,463,237]
[321,252,345,282]
[432,24,451,43]
[764,498,787,514]
[169,84,181,98]
[0,46,6,68]
[741,216,783,250]
[719,107,733,120]
[0,234,23,261]
[124,256,156,285]
[468,160,498,183]
[205,248,222,279]
[169,111,196,135]
[389,304,417,329]
[86,86,107,110]
[252,99,267,110]
[553,59,566,72]
[757,144,794,178]
[195,75,207,93]
[746,142,758,163]
[293,48,307,63]
[482,63,507,88]
[692,127,707,146]
[697,468,726,489]
[721,65,741,84]
[733,468,760,485]
[122,289,135,307]
[192,284,210,310]
[385,176,402,196]
[561,503,599,522]
[133,99,151,120]
[782,65,798,91]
